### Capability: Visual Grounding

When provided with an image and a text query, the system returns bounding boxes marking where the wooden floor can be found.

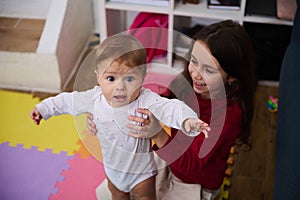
[227,83,278,200]
[0,17,45,52]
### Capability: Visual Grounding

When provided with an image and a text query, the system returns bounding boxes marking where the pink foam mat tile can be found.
[49,154,105,200]
[0,142,74,200]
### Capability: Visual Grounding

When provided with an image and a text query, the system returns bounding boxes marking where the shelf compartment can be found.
[243,15,293,26]
[173,0,245,22]
[105,1,171,14]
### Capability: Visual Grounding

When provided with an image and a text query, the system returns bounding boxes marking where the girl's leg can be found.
[131,176,156,200]
[155,165,170,200]
[107,178,130,200]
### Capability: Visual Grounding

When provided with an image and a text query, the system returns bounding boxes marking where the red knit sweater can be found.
[154,93,242,190]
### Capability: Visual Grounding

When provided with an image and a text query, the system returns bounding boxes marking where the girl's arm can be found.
[129,107,241,173]
[127,108,170,148]
[151,128,170,148]
[163,106,242,172]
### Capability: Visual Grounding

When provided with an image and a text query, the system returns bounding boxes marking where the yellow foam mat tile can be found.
[0,90,82,155]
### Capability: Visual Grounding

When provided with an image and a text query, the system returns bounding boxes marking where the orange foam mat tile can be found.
[74,130,103,161]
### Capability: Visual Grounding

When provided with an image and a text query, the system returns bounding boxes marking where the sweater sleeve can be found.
[154,102,242,178]
[36,87,96,120]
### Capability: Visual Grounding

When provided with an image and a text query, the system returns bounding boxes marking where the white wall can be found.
[93,0,99,33]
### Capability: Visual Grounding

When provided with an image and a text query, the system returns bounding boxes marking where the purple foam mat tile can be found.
[0,142,74,200]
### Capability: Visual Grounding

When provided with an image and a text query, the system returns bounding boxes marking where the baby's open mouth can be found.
[114,95,127,99]
[113,95,127,102]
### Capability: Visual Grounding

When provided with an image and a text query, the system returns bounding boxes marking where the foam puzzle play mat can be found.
[0,89,235,200]
[0,89,105,200]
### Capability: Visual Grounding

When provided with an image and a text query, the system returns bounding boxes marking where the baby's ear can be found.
[94,69,98,77]
[95,70,101,85]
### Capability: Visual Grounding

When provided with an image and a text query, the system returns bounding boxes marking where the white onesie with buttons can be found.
[36,86,200,192]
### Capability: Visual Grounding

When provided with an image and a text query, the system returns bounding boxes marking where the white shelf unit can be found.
[98,0,293,68]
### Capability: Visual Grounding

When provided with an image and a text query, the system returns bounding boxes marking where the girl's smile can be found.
[193,81,207,88]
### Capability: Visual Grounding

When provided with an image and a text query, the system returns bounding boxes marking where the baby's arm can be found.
[30,87,96,125]
[30,107,43,125]
[29,94,71,125]
[183,118,210,138]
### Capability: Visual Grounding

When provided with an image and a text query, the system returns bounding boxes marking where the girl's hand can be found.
[183,118,211,138]
[86,113,97,136]
[127,108,163,138]
[30,107,43,125]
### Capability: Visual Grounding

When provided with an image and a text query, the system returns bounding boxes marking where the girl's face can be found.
[188,40,234,99]
[96,61,145,107]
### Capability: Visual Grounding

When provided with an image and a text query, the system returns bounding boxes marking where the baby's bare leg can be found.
[131,176,156,200]
[107,178,130,200]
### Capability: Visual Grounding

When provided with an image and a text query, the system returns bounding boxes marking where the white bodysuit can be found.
[36,86,199,192]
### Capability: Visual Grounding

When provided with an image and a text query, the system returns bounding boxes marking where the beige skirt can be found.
[157,166,220,200]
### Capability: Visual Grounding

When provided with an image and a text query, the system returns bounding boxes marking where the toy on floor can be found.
[267,96,278,112]
[217,178,231,200]
[217,146,235,200]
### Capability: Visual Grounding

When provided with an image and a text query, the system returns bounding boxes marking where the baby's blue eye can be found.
[126,76,135,82]
[107,76,115,82]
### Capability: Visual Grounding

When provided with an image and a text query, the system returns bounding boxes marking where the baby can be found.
[30,34,210,200]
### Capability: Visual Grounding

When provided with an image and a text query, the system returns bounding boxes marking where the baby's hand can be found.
[30,107,43,125]
[183,118,211,138]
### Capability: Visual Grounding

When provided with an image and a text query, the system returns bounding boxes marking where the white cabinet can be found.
[98,0,293,68]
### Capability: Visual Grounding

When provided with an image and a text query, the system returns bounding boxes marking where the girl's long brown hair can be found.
[170,20,257,145]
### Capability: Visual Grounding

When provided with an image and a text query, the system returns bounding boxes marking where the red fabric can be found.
[154,93,242,190]
[143,71,176,97]
[129,12,168,62]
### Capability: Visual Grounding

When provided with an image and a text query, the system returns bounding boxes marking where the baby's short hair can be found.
[96,34,147,75]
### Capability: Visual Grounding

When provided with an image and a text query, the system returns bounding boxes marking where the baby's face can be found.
[96,61,145,107]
